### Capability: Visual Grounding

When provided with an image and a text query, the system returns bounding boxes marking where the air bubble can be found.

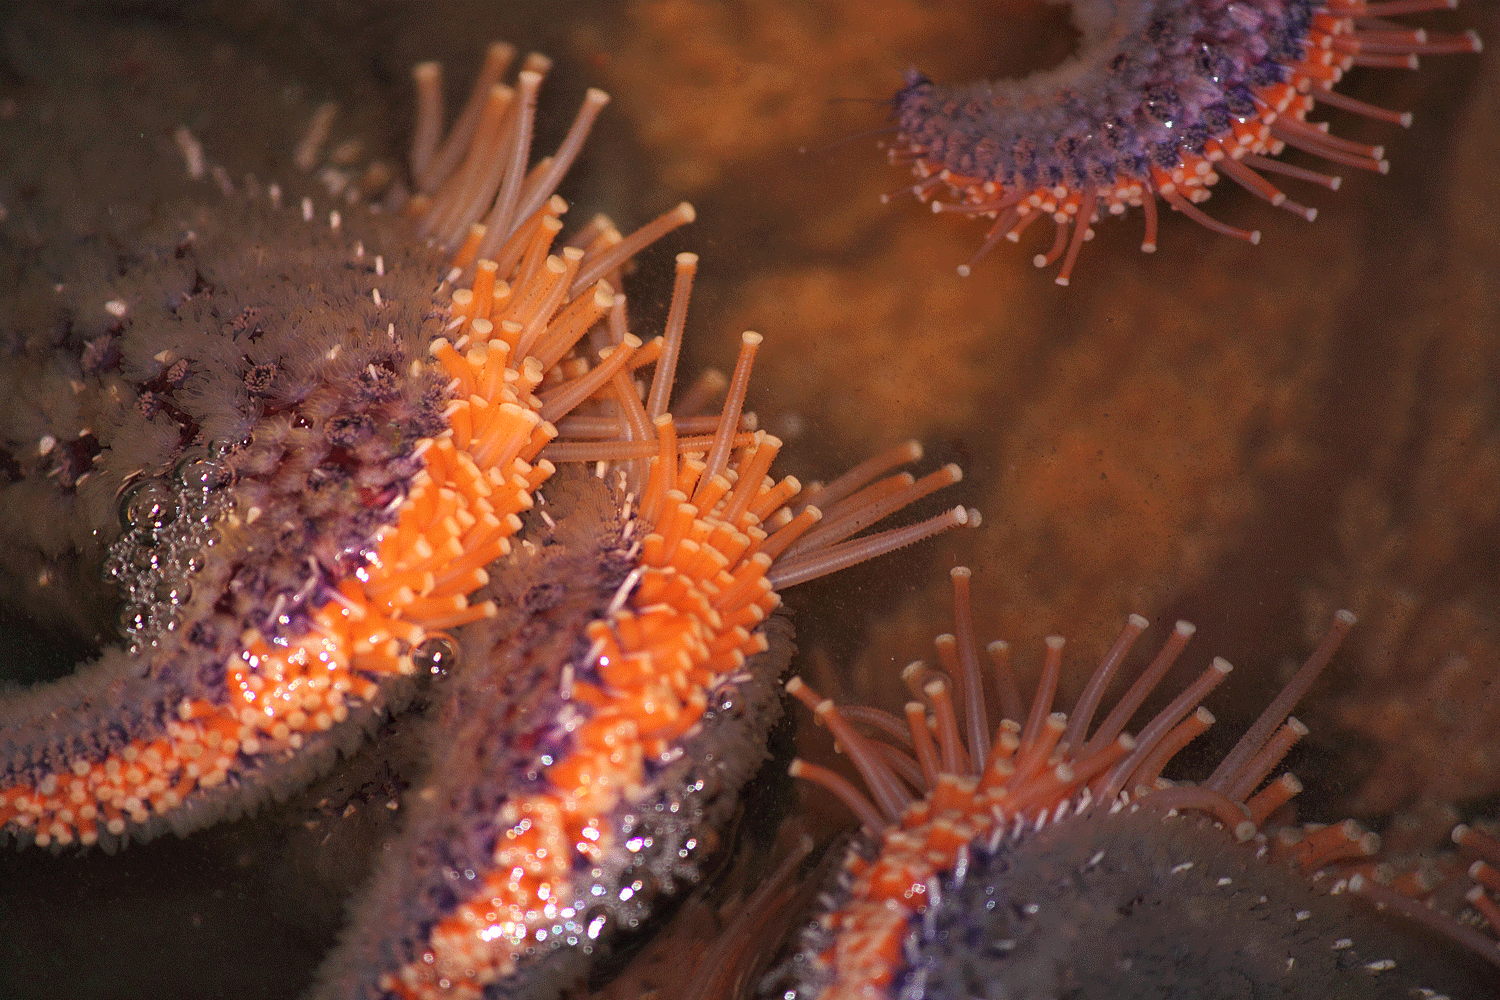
[583,905,613,941]
[688,768,721,800]
[621,867,660,904]
[121,479,180,535]
[175,449,231,492]
[413,634,459,676]
[154,579,191,606]
[120,606,149,634]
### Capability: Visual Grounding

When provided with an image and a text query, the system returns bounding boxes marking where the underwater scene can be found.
[1,1,1498,998]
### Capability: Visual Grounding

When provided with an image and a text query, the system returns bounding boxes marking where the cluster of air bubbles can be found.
[104,447,233,654]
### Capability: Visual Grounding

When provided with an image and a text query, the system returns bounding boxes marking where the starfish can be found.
[775,567,1500,999]
[0,14,969,999]
[886,0,1482,283]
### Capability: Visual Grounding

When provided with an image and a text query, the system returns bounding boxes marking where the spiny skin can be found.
[0,16,472,986]
[315,468,795,1000]
[897,0,1308,198]
[891,0,1481,282]
[0,22,462,993]
[772,575,1500,1000]
[891,806,1480,1000]
[0,137,461,850]
[0,14,973,999]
